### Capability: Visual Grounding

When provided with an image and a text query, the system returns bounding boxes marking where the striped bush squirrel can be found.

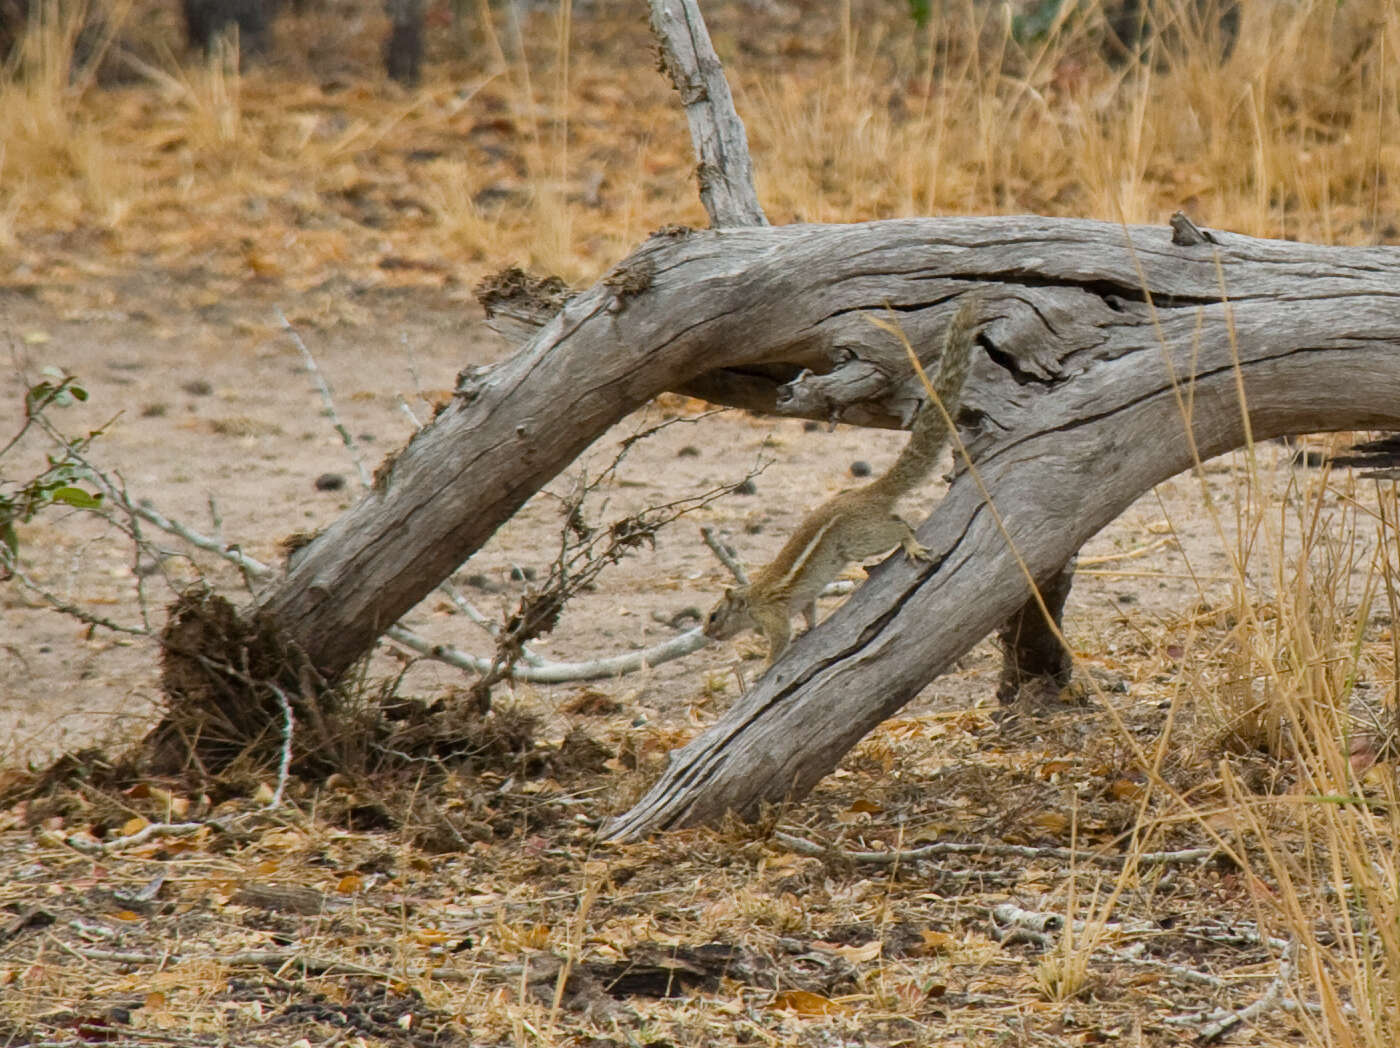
[704,297,983,665]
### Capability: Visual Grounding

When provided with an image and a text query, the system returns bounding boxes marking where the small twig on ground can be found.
[385,623,709,682]
[1191,939,1298,1042]
[57,820,207,856]
[63,944,474,982]
[277,311,372,490]
[1115,942,1228,990]
[990,903,1228,990]
[701,526,748,584]
[773,829,1217,869]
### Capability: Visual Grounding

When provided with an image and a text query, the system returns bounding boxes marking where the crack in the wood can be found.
[983,342,1047,387]
[820,294,960,325]
[978,271,1226,309]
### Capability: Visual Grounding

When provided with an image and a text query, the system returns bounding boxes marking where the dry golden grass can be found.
[3,0,1395,285]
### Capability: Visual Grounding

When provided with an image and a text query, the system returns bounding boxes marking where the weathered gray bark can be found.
[650,0,768,228]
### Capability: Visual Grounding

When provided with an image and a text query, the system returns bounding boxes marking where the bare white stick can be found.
[265,682,295,809]
[774,829,1217,868]
[436,580,546,667]
[1191,939,1298,1042]
[991,905,1228,990]
[277,311,372,490]
[59,820,207,856]
[385,623,710,682]
[1115,942,1227,990]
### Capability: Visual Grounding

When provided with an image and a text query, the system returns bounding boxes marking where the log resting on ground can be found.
[227,216,1398,834]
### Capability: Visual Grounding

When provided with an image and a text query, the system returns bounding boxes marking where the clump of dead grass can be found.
[5,0,1389,294]
[1139,414,1400,1043]
[0,0,137,241]
[743,0,1398,243]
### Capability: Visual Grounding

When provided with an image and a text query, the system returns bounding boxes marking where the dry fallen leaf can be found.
[915,929,956,956]
[831,940,882,964]
[771,989,850,1016]
[119,816,149,837]
[1109,778,1146,801]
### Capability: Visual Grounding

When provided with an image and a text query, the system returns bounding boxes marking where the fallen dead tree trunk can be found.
[159,214,1400,823]
[153,0,1400,832]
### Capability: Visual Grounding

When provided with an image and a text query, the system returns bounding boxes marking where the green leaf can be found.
[50,485,103,510]
[906,0,931,27]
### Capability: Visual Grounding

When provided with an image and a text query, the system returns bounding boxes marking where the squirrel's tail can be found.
[871,295,982,497]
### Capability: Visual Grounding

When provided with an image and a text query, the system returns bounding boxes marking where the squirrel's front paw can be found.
[903,540,932,562]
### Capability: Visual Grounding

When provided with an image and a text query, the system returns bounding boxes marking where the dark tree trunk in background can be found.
[383,0,424,85]
[996,558,1077,708]
[183,0,277,56]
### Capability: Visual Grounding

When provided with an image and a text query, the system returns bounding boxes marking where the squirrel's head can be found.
[704,586,754,640]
